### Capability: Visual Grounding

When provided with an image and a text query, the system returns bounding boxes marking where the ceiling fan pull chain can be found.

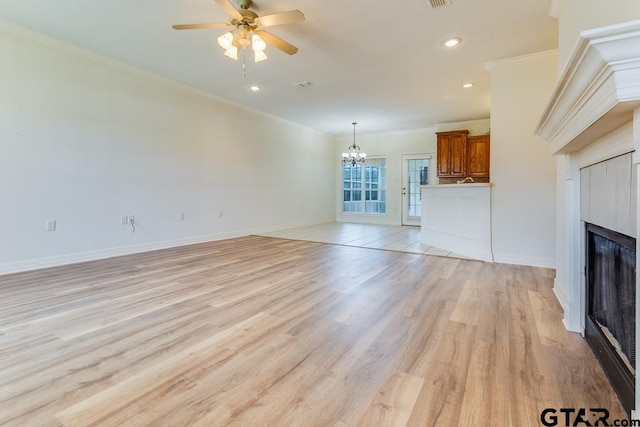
[243,48,247,78]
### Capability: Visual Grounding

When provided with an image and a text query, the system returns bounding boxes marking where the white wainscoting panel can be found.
[421,184,493,261]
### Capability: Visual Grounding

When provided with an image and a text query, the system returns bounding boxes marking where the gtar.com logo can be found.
[540,408,639,426]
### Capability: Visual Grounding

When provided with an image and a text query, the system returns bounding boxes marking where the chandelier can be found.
[218,26,268,63]
[342,122,366,166]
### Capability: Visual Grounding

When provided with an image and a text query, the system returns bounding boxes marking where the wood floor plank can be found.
[0,235,629,426]
[528,289,567,349]
[458,340,511,426]
[357,370,424,427]
[55,312,281,426]
[404,320,478,427]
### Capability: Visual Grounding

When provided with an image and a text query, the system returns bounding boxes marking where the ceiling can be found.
[0,0,558,136]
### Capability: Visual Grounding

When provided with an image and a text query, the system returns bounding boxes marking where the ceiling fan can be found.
[173,0,305,63]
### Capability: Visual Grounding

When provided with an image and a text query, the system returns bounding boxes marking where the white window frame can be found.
[342,157,387,214]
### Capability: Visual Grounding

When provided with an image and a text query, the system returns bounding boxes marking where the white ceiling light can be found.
[252,34,266,51]
[249,85,262,91]
[223,45,238,60]
[462,82,474,88]
[254,50,268,63]
[442,37,461,47]
[217,29,267,63]
[218,32,234,50]
[342,122,366,166]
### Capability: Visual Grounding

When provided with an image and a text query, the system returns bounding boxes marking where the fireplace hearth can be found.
[585,223,636,413]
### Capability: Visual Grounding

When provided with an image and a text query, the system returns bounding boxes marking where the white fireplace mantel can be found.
[536,20,640,154]
[535,19,640,414]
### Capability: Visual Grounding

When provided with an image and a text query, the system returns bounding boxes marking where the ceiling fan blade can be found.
[255,30,299,55]
[172,23,231,30]
[256,10,305,27]
[215,0,244,21]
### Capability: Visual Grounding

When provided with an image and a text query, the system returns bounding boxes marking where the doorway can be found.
[402,154,432,226]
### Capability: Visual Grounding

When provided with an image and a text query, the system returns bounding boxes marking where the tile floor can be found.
[256,222,474,260]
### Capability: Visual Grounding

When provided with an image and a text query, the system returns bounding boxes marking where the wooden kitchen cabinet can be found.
[436,130,490,179]
[436,130,468,178]
[467,135,490,178]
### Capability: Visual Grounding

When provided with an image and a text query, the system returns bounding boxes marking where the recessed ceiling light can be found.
[442,37,461,48]
[249,85,262,92]
[462,83,474,88]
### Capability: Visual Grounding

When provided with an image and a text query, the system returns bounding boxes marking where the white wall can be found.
[0,26,336,273]
[334,120,490,225]
[487,51,558,267]
[556,0,640,70]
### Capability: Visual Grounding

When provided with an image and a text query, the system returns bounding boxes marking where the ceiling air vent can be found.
[425,0,452,9]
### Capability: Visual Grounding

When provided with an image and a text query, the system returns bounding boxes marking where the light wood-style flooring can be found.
[0,236,625,426]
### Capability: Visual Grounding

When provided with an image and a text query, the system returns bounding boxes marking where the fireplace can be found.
[534,19,640,417]
[585,223,636,413]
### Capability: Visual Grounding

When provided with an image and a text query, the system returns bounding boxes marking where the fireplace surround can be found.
[536,20,640,415]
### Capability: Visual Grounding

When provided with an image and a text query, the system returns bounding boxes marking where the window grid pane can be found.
[342,158,386,214]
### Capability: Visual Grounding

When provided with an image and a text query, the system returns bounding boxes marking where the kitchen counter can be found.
[420,183,493,261]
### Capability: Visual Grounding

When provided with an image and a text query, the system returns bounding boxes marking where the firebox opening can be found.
[585,222,636,414]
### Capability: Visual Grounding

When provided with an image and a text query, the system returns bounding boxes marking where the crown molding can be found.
[485,50,557,71]
[535,20,640,155]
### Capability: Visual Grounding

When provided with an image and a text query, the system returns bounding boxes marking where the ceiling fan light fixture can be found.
[252,34,267,51]
[254,50,268,62]
[173,0,305,75]
[238,36,251,48]
[224,46,238,60]
[218,32,234,49]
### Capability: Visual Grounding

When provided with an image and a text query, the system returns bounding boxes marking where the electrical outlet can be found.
[46,219,56,232]
[121,216,129,225]
[179,212,185,221]
[218,210,223,218]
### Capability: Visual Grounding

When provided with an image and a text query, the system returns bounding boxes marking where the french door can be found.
[402,154,432,226]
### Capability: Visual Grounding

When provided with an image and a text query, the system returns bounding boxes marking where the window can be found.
[343,158,386,213]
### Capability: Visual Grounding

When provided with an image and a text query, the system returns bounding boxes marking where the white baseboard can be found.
[0,219,335,275]
[553,277,584,336]
[552,277,569,314]
[492,252,556,268]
